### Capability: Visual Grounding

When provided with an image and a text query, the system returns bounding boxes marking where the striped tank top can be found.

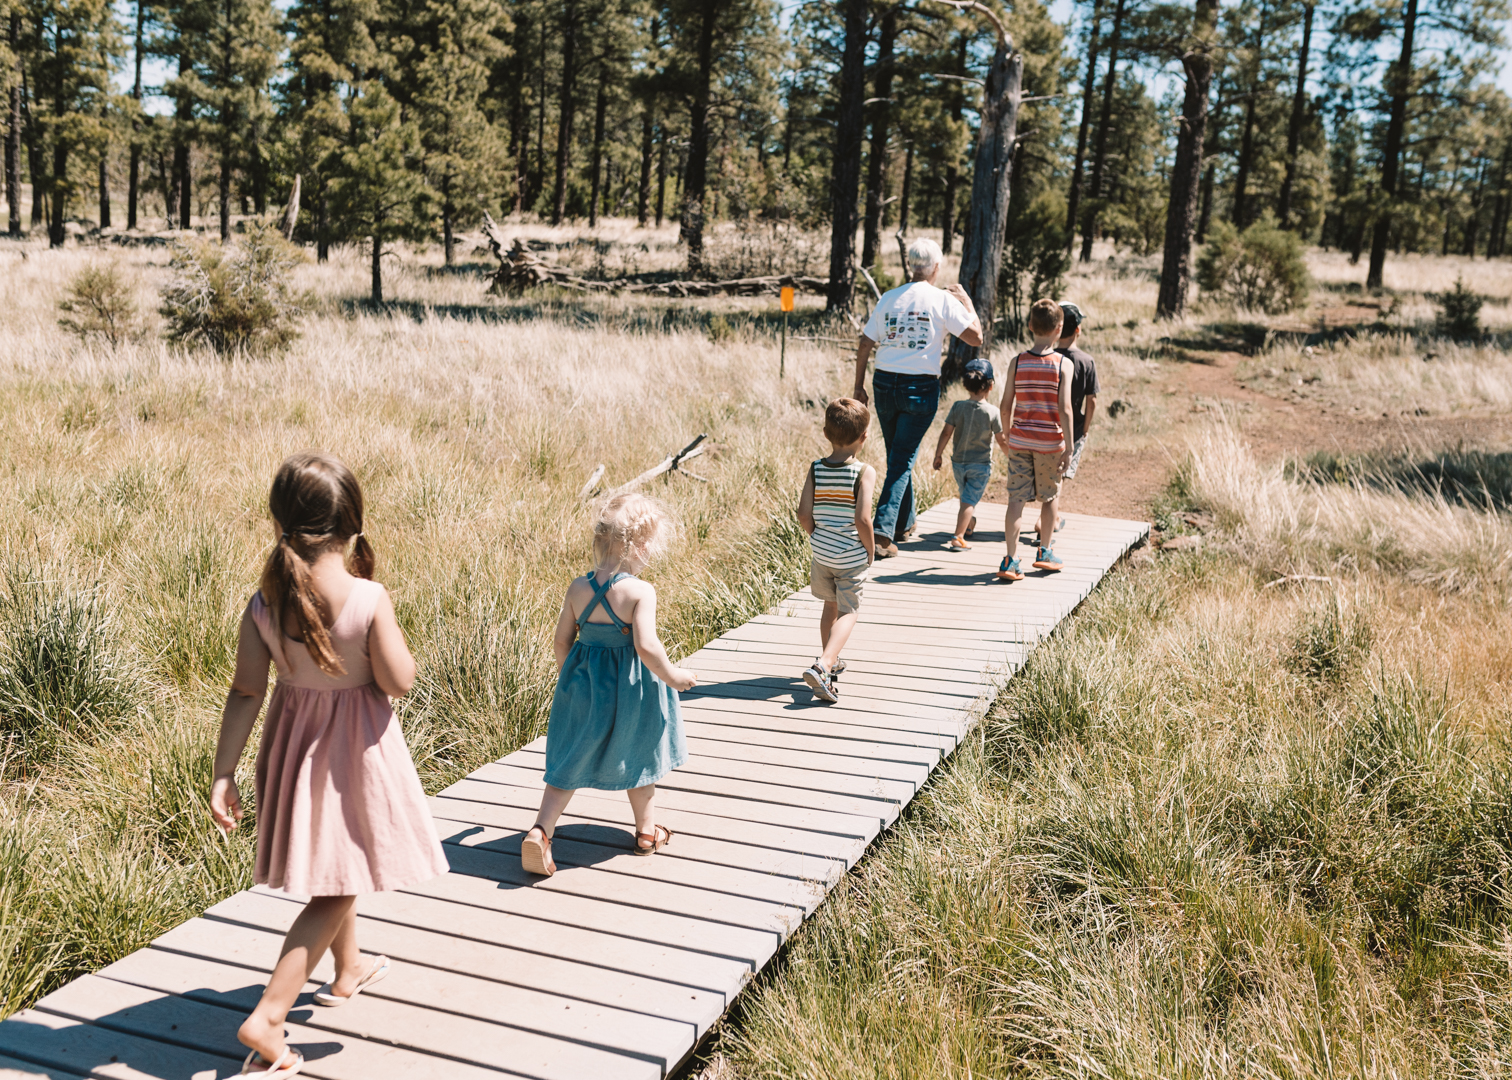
[810,457,869,570]
[1007,349,1066,453]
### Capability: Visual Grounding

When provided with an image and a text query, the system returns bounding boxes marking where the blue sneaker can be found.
[1033,546,1063,571]
[996,556,1024,582]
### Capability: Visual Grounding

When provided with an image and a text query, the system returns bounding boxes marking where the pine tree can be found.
[327,83,433,302]
[22,0,119,246]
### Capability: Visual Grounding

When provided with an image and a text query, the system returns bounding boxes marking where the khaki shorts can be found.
[810,559,867,615]
[1006,449,1062,504]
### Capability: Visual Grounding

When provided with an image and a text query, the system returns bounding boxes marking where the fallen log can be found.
[578,464,606,502]
[479,212,828,300]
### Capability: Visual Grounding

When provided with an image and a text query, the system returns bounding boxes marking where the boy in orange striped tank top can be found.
[996,299,1075,582]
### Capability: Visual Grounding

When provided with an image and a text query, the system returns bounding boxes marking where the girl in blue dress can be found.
[521,493,697,876]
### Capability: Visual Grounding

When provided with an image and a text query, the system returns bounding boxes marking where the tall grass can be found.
[1177,423,1512,594]
[711,548,1512,1078]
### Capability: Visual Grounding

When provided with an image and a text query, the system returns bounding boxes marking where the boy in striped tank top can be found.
[997,299,1075,582]
[796,398,877,703]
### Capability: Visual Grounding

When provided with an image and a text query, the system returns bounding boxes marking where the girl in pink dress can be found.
[210,451,447,1079]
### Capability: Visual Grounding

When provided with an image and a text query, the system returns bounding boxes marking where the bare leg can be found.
[1039,498,1058,550]
[820,611,859,670]
[819,600,838,654]
[627,784,657,848]
[954,502,975,539]
[1004,499,1027,559]
[325,902,364,997]
[238,895,356,1064]
[531,783,576,837]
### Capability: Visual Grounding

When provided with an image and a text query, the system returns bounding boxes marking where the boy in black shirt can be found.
[1054,301,1099,518]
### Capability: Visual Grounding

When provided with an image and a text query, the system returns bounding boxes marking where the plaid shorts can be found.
[1005,449,1061,504]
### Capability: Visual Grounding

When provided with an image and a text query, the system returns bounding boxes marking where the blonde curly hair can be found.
[592,492,675,570]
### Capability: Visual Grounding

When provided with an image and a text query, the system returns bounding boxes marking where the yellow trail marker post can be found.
[779,286,794,379]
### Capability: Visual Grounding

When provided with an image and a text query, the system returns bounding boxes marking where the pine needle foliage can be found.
[159,224,306,354]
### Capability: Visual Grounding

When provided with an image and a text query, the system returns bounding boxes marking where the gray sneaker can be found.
[802,660,839,703]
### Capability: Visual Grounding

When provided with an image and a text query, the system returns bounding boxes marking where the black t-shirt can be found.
[1056,345,1100,442]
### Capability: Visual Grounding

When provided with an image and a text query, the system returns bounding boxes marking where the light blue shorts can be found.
[952,461,992,507]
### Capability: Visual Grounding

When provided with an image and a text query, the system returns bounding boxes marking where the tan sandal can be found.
[521,825,556,876]
[242,1049,303,1078]
[314,954,389,1007]
[633,824,673,856]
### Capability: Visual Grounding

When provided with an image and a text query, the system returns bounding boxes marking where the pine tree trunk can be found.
[681,0,721,275]
[1232,95,1256,228]
[825,0,866,310]
[1197,161,1215,243]
[941,34,965,256]
[898,143,913,233]
[1155,0,1218,320]
[99,151,111,228]
[6,12,21,237]
[317,183,329,262]
[637,112,653,226]
[508,11,529,214]
[1082,0,1126,262]
[589,80,607,228]
[219,151,231,241]
[860,5,896,273]
[176,49,192,229]
[1065,0,1101,251]
[655,131,667,227]
[126,0,144,229]
[443,172,456,265]
[1277,2,1313,228]
[1366,0,1416,289]
[49,142,66,247]
[532,19,547,206]
[1488,140,1512,258]
[944,29,1022,380]
[552,0,579,226]
[371,233,383,303]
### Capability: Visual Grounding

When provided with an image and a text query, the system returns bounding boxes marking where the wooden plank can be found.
[690,640,996,687]
[0,1009,245,1080]
[674,699,959,752]
[44,970,656,1080]
[681,736,934,784]
[440,843,807,939]
[468,763,890,839]
[0,1052,89,1080]
[104,934,696,1077]
[209,890,754,1004]
[680,720,942,767]
[441,824,828,912]
[506,746,919,807]
[430,793,854,878]
[151,913,731,1042]
[680,652,984,702]
[677,668,974,712]
[488,756,903,828]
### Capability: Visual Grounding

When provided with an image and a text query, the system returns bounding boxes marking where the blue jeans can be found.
[871,370,940,545]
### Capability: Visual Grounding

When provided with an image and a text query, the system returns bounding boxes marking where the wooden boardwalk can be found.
[0,499,1148,1080]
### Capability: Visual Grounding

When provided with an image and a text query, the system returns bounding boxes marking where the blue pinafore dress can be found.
[542,572,687,791]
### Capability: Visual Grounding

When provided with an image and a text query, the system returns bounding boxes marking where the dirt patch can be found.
[1069,342,1512,523]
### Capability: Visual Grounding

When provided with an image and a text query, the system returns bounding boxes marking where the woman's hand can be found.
[210,775,243,834]
[669,668,698,692]
[932,452,944,470]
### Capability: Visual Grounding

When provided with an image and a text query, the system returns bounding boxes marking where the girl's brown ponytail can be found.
[260,451,375,676]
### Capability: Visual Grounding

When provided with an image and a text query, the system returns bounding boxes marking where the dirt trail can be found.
[1069,348,1512,523]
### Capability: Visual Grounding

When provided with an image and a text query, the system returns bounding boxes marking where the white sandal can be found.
[313,954,389,1007]
[241,1048,304,1078]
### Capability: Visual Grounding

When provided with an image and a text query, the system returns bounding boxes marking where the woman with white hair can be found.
[851,237,983,556]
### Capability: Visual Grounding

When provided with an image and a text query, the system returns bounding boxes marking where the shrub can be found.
[1196,216,1311,314]
[1435,277,1482,342]
[159,223,305,354]
[57,262,140,348]
[1286,595,1372,684]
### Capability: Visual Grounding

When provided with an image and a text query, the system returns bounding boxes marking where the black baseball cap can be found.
[1058,301,1086,335]
[963,357,994,381]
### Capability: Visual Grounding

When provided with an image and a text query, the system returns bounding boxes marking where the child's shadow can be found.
[445,823,631,870]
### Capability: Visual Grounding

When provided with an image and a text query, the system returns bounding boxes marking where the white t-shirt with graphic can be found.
[862,282,975,377]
